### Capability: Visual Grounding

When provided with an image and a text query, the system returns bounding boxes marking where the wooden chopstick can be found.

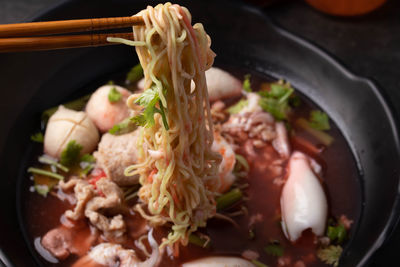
[0,16,144,38]
[0,32,134,53]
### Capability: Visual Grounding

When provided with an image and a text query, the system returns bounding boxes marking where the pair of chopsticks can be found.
[0,16,144,53]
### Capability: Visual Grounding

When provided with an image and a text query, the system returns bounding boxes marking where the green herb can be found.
[234,154,250,172]
[243,74,252,92]
[81,154,95,163]
[60,140,82,167]
[317,245,342,267]
[109,117,137,135]
[258,82,294,121]
[216,188,243,211]
[34,184,50,197]
[132,86,169,130]
[296,118,334,146]
[107,80,114,85]
[108,87,122,103]
[264,240,284,257]
[126,64,144,84]
[327,223,347,244]
[189,234,211,249]
[226,99,248,114]
[41,94,91,123]
[309,110,330,131]
[38,155,69,172]
[30,132,44,143]
[79,154,96,176]
[28,167,64,180]
[248,229,255,240]
[251,260,269,267]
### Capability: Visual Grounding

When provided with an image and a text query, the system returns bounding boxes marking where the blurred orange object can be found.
[305,0,387,16]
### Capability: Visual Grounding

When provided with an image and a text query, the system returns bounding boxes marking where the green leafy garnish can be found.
[243,74,252,92]
[189,234,211,249]
[60,140,82,167]
[264,240,284,257]
[216,188,243,211]
[109,117,137,135]
[34,184,50,197]
[327,223,347,244]
[309,110,330,131]
[317,245,342,267]
[126,64,144,84]
[80,154,96,176]
[251,260,269,267]
[30,132,44,143]
[108,87,122,103]
[258,82,294,121]
[296,118,334,146]
[38,155,69,172]
[226,99,248,114]
[28,167,64,180]
[132,86,169,130]
[234,154,250,172]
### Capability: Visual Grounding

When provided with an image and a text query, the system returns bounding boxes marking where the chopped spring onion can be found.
[126,64,144,84]
[28,167,64,180]
[34,184,50,197]
[296,118,334,146]
[189,234,211,249]
[234,154,250,172]
[216,188,243,211]
[252,259,269,267]
[30,132,44,143]
[38,155,69,172]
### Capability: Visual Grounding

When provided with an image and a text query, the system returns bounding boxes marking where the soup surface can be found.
[20,67,361,267]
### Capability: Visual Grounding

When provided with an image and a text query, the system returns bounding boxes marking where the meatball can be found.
[86,85,131,132]
[44,106,99,158]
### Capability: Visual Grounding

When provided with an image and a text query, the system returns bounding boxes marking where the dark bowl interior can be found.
[0,0,399,266]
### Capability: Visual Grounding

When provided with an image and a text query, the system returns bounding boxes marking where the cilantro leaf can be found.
[81,154,95,163]
[264,240,284,257]
[226,99,248,114]
[108,87,122,103]
[251,260,269,267]
[126,64,144,84]
[327,223,347,244]
[258,81,294,121]
[60,140,82,167]
[309,110,330,131]
[31,132,44,143]
[132,86,169,130]
[243,74,252,92]
[317,245,342,267]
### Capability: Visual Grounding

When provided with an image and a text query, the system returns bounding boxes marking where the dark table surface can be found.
[2,0,400,266]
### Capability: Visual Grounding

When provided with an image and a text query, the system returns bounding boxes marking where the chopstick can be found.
[0,33,134,53]
[0,16,144,52]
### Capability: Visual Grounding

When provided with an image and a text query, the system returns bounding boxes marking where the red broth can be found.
[21,70,361,267]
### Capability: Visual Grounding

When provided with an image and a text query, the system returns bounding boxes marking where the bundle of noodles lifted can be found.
[122,3,221,249]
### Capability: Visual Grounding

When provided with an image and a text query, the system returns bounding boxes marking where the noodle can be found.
[122,3,221,248]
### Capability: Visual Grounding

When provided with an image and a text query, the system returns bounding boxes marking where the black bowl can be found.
[0,0,399,266]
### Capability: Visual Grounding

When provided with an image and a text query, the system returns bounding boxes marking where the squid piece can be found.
[280,151,328,242]
[182,256,255,267]
[212,132,236,193]
[44,106,99,158]
[86,85,131,132]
